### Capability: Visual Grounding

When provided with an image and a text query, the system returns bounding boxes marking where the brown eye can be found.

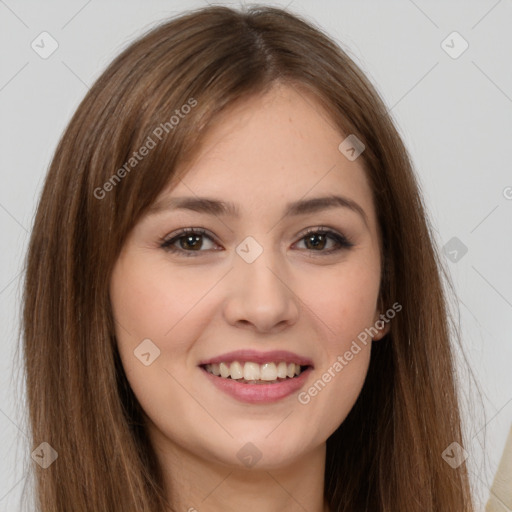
[303,232,329,250]
[177,233,203,251]
[295,228,354,253]
[160,228,219,256]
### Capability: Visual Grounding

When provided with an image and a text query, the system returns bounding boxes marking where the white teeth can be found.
[204,360,307,381]
[243,362,260,380]
[219,362,230,378]
[260,362,277,381]
[276,361,287,379]
[230,361,244,380]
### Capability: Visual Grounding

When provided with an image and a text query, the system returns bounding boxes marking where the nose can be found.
[222,245,300,334]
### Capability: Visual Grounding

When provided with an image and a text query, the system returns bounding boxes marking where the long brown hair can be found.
[19,4,477,511]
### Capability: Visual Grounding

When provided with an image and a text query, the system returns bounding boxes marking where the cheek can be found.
[301,344,371,440]
[109,257,217,448]
[302,253,381,348]
[293,256,379,432]
[110,255,212,344]
[299,289,375,437]
[109,255,194,402]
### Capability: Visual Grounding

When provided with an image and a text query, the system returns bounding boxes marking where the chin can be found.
[226,433,312,471]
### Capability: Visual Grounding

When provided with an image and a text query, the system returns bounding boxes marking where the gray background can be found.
[1,0,511,510]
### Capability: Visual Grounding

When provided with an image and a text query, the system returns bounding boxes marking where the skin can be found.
[110,82,389,512]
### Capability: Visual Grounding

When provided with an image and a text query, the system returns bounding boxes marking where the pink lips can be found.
[198,349,314,404]
[201,366,313,403]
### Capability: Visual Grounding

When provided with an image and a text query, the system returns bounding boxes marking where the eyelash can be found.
[159,226,354,257]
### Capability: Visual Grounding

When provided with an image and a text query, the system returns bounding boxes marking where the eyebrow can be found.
[148,194,369,227]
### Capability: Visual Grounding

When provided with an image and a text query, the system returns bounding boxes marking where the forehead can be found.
[156,84,376,226]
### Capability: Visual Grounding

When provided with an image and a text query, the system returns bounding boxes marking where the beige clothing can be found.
[486,424,512,512]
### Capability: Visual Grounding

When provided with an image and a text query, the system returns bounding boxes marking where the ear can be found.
[372,315,390,341]
[372,298,391,341]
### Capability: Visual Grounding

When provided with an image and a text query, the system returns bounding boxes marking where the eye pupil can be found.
[305,233,326,250]
[181,234,202,250]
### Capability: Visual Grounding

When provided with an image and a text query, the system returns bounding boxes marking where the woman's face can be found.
[110,83,388,471]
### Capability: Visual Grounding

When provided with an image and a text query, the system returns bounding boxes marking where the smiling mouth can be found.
[200,361,311,384]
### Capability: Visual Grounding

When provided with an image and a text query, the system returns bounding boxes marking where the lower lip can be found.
[200,366,313,404]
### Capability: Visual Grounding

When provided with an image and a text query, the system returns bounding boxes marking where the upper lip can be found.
[198,349,314,367]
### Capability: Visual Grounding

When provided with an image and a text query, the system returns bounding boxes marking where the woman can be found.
[22,4,476,511]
